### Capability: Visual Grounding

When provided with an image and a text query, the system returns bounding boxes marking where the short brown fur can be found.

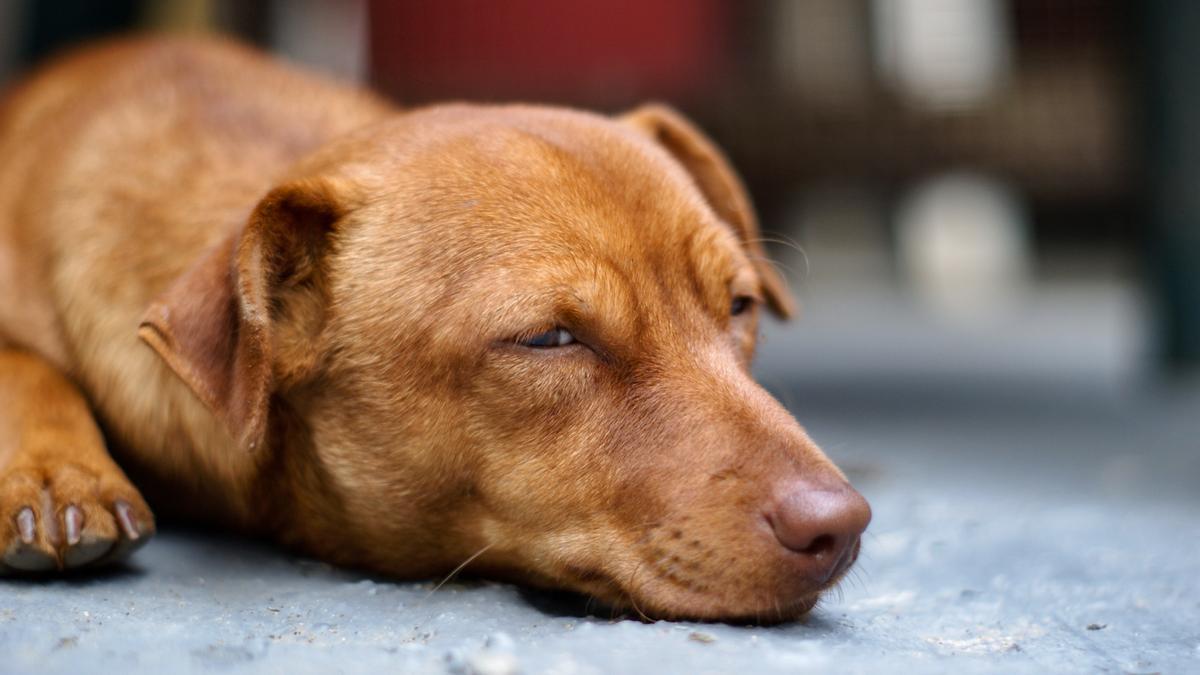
[0,36,864,621]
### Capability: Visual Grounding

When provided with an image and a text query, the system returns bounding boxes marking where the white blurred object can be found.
[787,184,890,287]
[873,0,1012,110]
[896,173,1031,321]
[270,0,367,82]
[770,0,871,107]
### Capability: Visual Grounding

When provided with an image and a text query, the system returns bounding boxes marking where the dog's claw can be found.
[98,499,153,567]
[114,501,140,540]
[2,465,154,574]
[4,507,56,572]
[61,503,111,568]
[64,505,83,546]
[16,508,35,545]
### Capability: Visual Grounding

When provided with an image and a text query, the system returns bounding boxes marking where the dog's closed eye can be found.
[519,327,576,348]
[731,295,755,317]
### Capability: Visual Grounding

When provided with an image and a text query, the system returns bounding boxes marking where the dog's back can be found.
[0,35,391,350]
[0,36,392,519]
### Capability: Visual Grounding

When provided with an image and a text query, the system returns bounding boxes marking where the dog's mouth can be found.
[546,537,862,624]
[567,573,827,625]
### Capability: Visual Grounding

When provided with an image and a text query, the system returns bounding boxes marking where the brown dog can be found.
[0,36,869,621]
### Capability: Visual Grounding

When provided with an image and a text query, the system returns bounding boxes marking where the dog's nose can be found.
[766,479,871,582]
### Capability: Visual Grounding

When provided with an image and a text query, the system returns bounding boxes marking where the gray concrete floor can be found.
[3,284,1198,674]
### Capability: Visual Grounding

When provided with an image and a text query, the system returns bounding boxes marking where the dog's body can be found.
[0,38,394,528]
[0,37,869,620]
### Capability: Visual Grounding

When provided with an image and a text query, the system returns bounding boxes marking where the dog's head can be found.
[140,104,870,622]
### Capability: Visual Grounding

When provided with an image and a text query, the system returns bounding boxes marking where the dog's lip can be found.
[822,536,861,584]
[624,589,823,624]
[549,531,866,623]
[561,561,832,624]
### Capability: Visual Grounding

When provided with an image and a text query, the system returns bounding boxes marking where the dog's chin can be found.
[558,570,833,625]
[583,583,824,625]
[471,538,858,624]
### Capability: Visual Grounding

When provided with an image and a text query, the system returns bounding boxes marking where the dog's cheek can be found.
[734,320,759,367]
[466,354,600,441]
[462,358,635,522]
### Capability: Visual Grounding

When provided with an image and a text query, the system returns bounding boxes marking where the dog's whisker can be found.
[850,568,868,591]
[748,253,804,287]
[424,543,495,599]
[754,235,811,277]
[746,233,807,255]
[746,235,811,282]
[627,593,652,623]
[852,562,873,584]
[621,559,656,622]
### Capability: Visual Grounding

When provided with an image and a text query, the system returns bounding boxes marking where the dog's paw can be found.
[0,461,154,574]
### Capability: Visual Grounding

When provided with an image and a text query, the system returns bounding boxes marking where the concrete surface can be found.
[3,285,1198,674]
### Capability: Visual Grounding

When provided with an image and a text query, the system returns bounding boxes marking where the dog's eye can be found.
[731,296,755,317]
[521,327,576,348]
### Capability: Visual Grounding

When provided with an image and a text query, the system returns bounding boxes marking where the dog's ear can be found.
[621,104,796,318]
[138,177,344,451]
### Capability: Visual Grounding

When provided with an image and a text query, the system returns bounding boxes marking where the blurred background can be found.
[3,4,1198,668]
[1,0,1197,407]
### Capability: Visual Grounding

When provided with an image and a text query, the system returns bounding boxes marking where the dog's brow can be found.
[472,254,646,342]
[479,287,587,330]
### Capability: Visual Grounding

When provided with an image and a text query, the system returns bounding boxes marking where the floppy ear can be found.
[138,177,343,451]
[621,104,796,318]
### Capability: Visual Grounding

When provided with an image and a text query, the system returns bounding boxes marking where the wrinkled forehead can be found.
[359,110,746,263]
[404,108,719,247]
[333,107,748,334]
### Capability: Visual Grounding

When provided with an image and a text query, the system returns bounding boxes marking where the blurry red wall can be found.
[369,0,732,105]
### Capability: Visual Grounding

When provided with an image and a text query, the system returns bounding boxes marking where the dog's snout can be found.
[766,480,871,582]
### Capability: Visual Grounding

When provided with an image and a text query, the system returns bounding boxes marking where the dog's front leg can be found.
[0,350,154,573]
